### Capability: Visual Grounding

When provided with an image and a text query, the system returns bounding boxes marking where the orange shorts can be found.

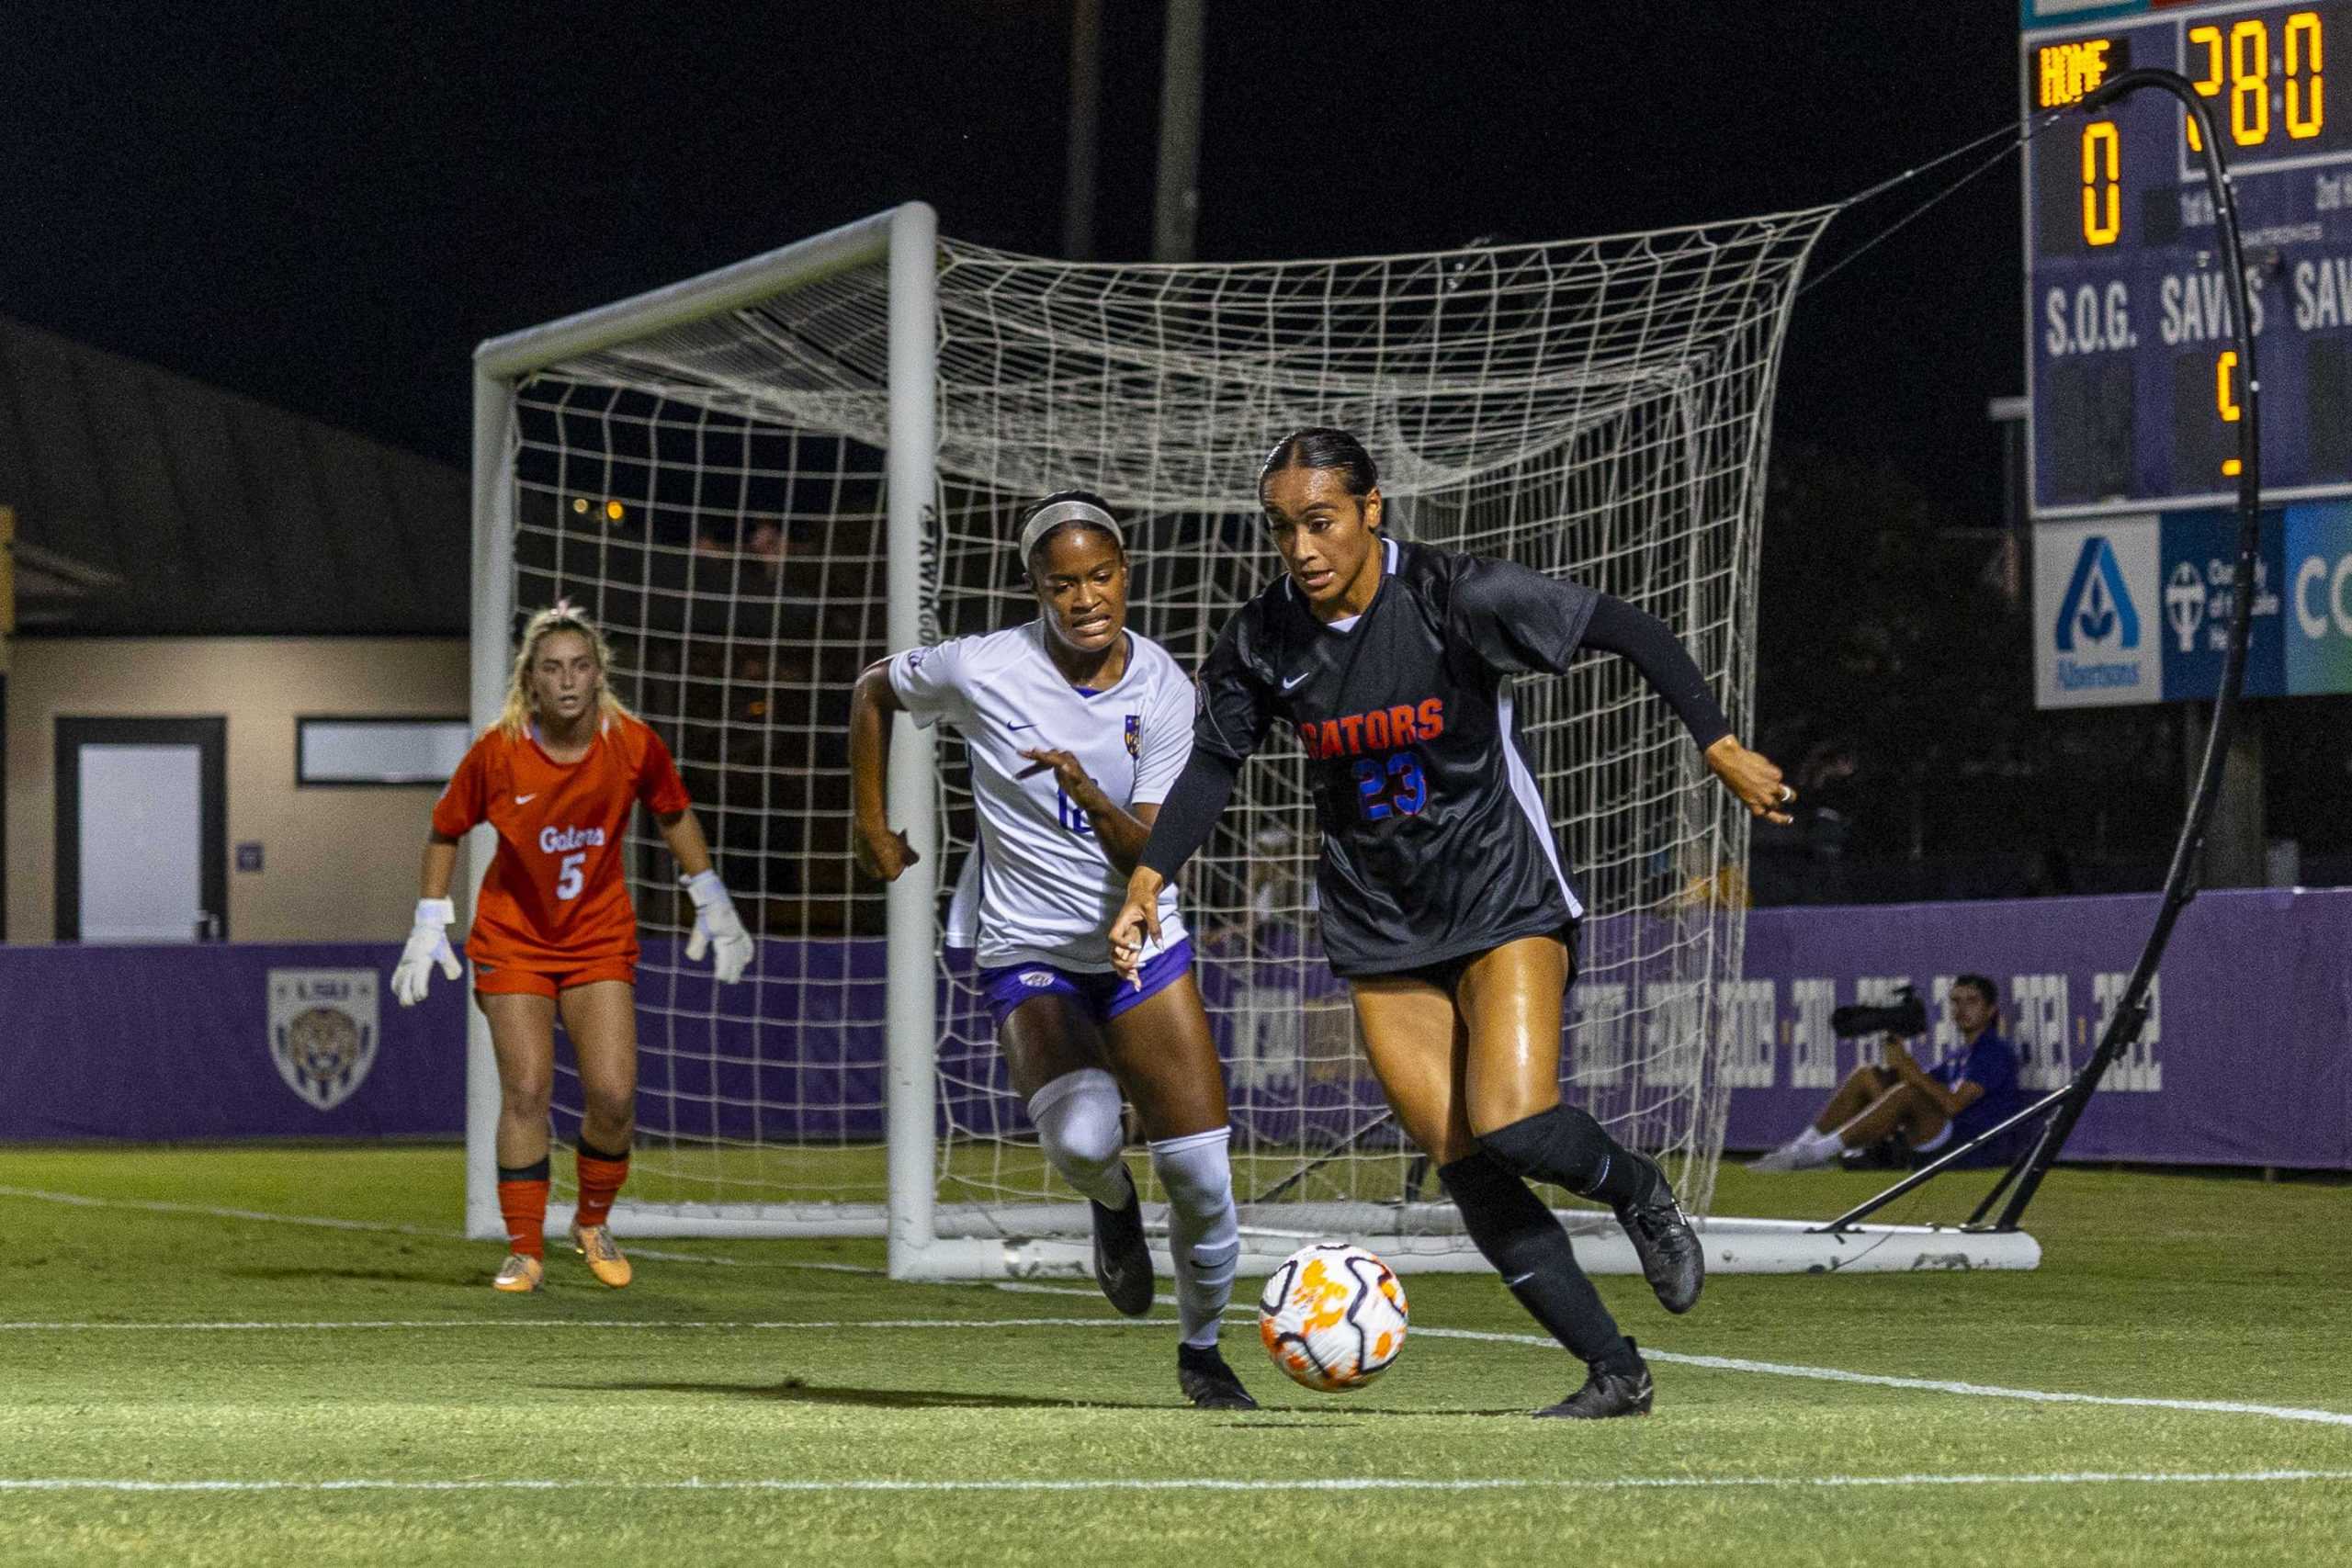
[473,958,637,998]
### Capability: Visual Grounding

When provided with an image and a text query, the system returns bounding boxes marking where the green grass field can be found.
[2,1147,2346,1566]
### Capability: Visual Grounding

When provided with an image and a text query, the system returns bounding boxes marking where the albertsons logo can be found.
[2052,535,2144,693]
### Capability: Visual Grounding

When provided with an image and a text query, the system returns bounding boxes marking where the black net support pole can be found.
[1248,1111,1397,1207]
[1815,1084,2068,1233]
[1823,68,2262,1235]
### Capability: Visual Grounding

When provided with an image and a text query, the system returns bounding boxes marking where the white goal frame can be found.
[464,206,950,1269]
[463,202,2041,1280]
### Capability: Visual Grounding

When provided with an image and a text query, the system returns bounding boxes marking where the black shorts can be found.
[1378,922,1580,998]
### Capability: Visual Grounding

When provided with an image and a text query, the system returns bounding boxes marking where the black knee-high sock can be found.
[1478,1103,1658,1210]
[1440,1151,1637,1372]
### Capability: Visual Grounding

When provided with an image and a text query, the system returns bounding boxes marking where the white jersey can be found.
[888,622,1192,971]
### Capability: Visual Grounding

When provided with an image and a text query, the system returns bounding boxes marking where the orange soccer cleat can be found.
[569,1222,633,1288]
[492,1252,545,1293]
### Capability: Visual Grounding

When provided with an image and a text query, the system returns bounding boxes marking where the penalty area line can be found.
[1407,1324,2352,1431]
[0,1316,1170,1334]
[3,1470,2350,1495]
[0,1185,874,1275]
[12,1300,2352,1435]
[997,1280,2352,1431]
[6,1201,2344,1434]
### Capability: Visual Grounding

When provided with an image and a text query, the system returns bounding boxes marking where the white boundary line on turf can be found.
[0,1185,870,1274]
[0,1317,1161,1334]
[3,1470,2349,1495]
[1403,1326,2352,1430]
[14,1186,2350,1434]
[8,1306,2352,1433]
[1001,1282,2352,1432]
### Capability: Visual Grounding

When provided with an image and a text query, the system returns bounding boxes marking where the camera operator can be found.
[1748,975,2023,1172]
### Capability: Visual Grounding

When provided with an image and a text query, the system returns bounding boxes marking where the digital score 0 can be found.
[2024,1,2352,515]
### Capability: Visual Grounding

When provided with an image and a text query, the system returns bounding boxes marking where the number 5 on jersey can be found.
[556,852,586,899]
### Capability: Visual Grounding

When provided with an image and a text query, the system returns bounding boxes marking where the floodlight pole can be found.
[1152,0,1204,262]
[1826,68,2262,1235]
[1064,0,1102,260]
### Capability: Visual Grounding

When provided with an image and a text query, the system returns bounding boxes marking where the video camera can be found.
[1829,984,1928,1039]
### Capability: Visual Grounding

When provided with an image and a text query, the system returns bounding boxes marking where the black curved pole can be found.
[1824,67,2262,1234]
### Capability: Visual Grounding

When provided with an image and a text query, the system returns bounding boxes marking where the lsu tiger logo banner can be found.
[268,969,379,1111]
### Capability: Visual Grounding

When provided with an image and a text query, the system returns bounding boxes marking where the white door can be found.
[78,744,207,943]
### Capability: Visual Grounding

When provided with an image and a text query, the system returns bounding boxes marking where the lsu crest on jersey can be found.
[888,622,1193,971]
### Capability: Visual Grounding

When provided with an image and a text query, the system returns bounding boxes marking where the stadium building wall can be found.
[4,637,466,943]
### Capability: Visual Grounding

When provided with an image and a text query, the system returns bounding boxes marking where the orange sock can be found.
[497,1160,550,1258]
[574,1141,630,1229]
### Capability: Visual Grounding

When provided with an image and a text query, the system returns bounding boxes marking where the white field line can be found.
[10,1188,2352,1433]
[999,1281,2352,1432]
[0,1185,466,1239]
[2,1471,2349,1496]
[7,1306,2352,1433]
[0,1185,870,1274]
[1404,1326,2352,1430]
[0,1316,1163,1334]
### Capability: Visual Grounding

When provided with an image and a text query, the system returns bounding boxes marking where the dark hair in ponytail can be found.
[1257,427,1379,506]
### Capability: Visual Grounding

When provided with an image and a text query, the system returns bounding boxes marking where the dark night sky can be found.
[2,1,2026,522]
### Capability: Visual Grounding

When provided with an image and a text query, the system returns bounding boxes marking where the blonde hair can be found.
[497,602,637,740]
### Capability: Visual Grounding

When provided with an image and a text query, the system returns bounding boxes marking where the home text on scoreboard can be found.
[2023,2,2352,518]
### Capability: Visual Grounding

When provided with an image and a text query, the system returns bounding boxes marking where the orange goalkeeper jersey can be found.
[432,716,692,970]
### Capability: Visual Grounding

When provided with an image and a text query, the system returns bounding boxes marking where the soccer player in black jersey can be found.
[1108,428,1794,1419]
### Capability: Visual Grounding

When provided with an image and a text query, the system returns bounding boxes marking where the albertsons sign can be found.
[2035,519,2159,707]
[2034,502,2352,707]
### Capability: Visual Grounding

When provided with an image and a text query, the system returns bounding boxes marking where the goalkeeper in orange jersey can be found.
[392,603,753,1292]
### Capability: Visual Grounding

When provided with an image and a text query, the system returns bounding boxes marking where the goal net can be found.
[465,201,1842,1278]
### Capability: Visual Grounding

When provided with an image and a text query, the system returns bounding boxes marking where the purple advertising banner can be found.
[1727,888,2352,1169]
[4,889,2346,1168]
[0,944,466,1141]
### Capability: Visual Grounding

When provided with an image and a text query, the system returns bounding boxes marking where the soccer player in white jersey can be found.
[849,490,1254,1410]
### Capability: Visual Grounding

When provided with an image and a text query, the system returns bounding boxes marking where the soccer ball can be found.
[1257,1242,1408,1392]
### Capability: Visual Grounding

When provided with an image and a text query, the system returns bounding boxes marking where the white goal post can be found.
[463,201,2041,1280]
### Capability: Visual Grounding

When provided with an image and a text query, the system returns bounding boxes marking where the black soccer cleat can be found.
[1090,1169,1155,1317]
[1176,1342,1260,1411]
[1614,1152,1704,1315]
[1535,1340,1655,1419]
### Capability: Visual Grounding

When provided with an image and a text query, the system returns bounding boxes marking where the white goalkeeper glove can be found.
[683,869,754,985]
[391,897,462,1007]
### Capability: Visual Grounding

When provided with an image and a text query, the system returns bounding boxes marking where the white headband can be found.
[1017,498,1124,562]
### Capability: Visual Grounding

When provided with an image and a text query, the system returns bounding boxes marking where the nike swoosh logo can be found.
[514,794,537,805]
[1281,671,1311,691]
[1007,722,1039,731]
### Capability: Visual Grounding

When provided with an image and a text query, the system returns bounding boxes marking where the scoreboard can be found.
[2023,1,2352,517]
[2024,1,2352,708]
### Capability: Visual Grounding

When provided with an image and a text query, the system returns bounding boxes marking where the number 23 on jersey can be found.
[1353,749,1427,821]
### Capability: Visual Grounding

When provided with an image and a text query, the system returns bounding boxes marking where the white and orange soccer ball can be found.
[1257,1242,1408,1392]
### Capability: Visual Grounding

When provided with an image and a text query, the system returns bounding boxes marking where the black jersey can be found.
[1193,537,1600,977]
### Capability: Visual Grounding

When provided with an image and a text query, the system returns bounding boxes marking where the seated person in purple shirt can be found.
[1750,975,2024,1171]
